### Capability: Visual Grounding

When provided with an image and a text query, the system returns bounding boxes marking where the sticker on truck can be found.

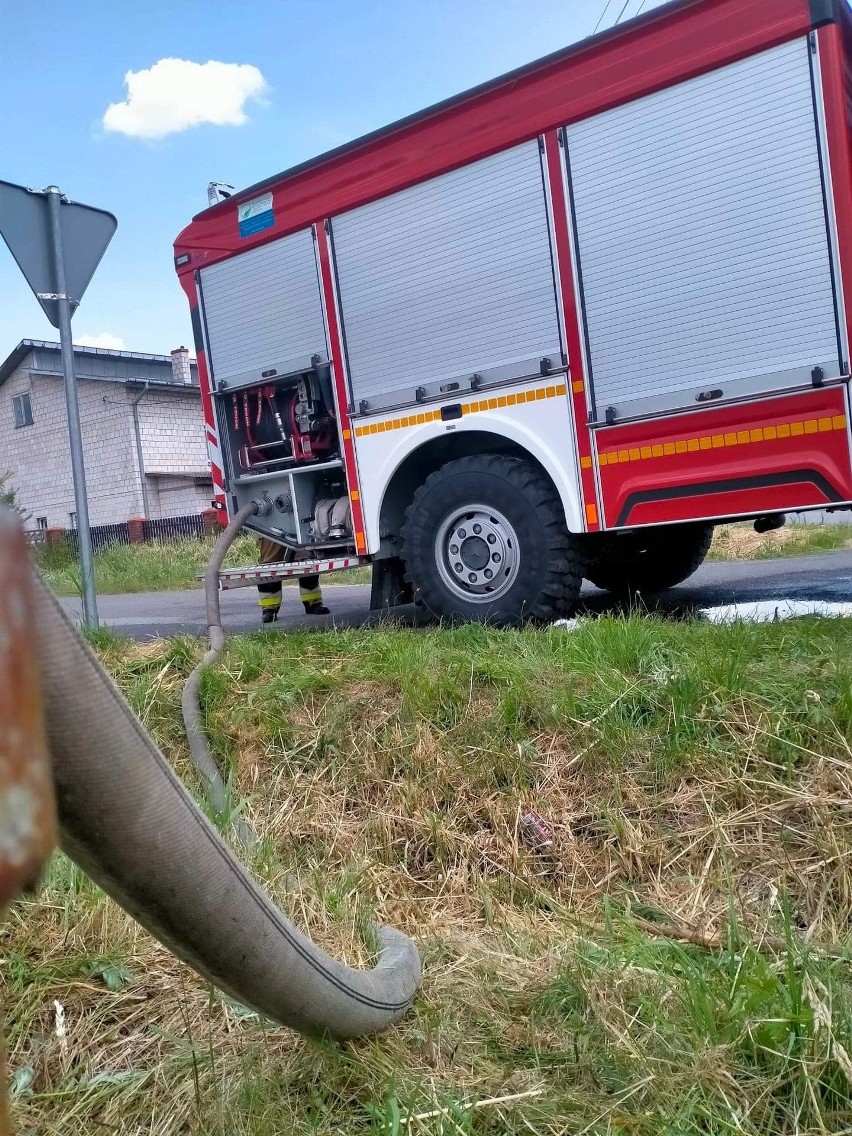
[237,192,274,238]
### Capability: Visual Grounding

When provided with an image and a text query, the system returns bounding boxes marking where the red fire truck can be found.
[174,0,852,625]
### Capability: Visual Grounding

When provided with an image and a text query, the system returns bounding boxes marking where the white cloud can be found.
[74,332,127,350]
[102,58,268,140]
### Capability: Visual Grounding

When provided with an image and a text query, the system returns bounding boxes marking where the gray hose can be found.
[181,501,257,833]
[32,569,421,1039]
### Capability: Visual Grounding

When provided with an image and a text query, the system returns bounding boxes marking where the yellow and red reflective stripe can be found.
[353,383,567,438]
[598,414,848,468]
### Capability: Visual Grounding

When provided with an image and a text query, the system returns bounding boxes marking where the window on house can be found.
[12,392,33,428]
[69,511,77,529]
[36,517,47,531]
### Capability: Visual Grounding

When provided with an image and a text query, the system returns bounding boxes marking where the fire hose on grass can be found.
[180,501,258,845]
[1,505,420,1046]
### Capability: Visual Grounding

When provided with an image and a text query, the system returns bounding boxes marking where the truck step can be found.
[206,557,368,590]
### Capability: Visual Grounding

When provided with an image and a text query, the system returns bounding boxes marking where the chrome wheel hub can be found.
[435,505,520,602]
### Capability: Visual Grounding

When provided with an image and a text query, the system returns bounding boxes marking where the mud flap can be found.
[369,556,413,611]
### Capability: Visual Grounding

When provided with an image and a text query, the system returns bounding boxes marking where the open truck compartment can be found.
[197,233,354,550]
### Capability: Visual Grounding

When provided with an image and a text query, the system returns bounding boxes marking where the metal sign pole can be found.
[46,187,99,628]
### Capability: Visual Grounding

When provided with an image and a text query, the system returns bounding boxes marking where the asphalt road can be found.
[56,549,852,639]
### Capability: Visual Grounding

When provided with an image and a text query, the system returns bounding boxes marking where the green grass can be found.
[5,615,852,1133]
[32,520,852,598]
[32,534,372,596]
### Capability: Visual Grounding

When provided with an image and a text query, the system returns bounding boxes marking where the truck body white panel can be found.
[352,380,582,550]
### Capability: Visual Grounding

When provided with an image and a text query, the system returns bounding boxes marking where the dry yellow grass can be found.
[4,618,852,1133]
[710,521,852,561]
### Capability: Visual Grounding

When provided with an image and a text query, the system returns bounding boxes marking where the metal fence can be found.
[143,514,206,542]
[29,512,211,553]
[74,522,132,554]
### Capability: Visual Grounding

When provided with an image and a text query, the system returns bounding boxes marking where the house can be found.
[0,340,213,529]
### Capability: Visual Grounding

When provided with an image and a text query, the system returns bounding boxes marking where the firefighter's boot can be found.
[299,575,329,616]
[258,581,282,624]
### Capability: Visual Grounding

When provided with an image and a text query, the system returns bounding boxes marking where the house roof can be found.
[0,339,199,392]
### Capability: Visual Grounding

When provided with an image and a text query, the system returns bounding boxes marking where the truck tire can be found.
[400,454,583,625]
[585,522,714,595]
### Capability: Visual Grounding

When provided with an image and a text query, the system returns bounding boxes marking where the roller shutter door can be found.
[198,228,327,387]
[564,37,841,420]
[331,140,562,408]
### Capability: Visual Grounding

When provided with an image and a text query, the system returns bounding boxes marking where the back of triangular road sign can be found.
[0,180,117,328]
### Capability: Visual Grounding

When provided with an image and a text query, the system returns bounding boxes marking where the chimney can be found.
[170,346,192,385]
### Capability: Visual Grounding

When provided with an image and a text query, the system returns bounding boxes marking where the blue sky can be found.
[0,0,661,361]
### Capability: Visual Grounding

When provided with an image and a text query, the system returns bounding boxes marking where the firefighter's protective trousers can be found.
[257,537,323,615]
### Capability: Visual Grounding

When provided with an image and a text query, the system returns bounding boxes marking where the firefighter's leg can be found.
[257,537,285,624]
[258,580,283,623]
[299,574,330,616]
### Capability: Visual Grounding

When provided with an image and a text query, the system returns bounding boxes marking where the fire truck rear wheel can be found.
[585,522,714,595]
[401,454,583,626]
